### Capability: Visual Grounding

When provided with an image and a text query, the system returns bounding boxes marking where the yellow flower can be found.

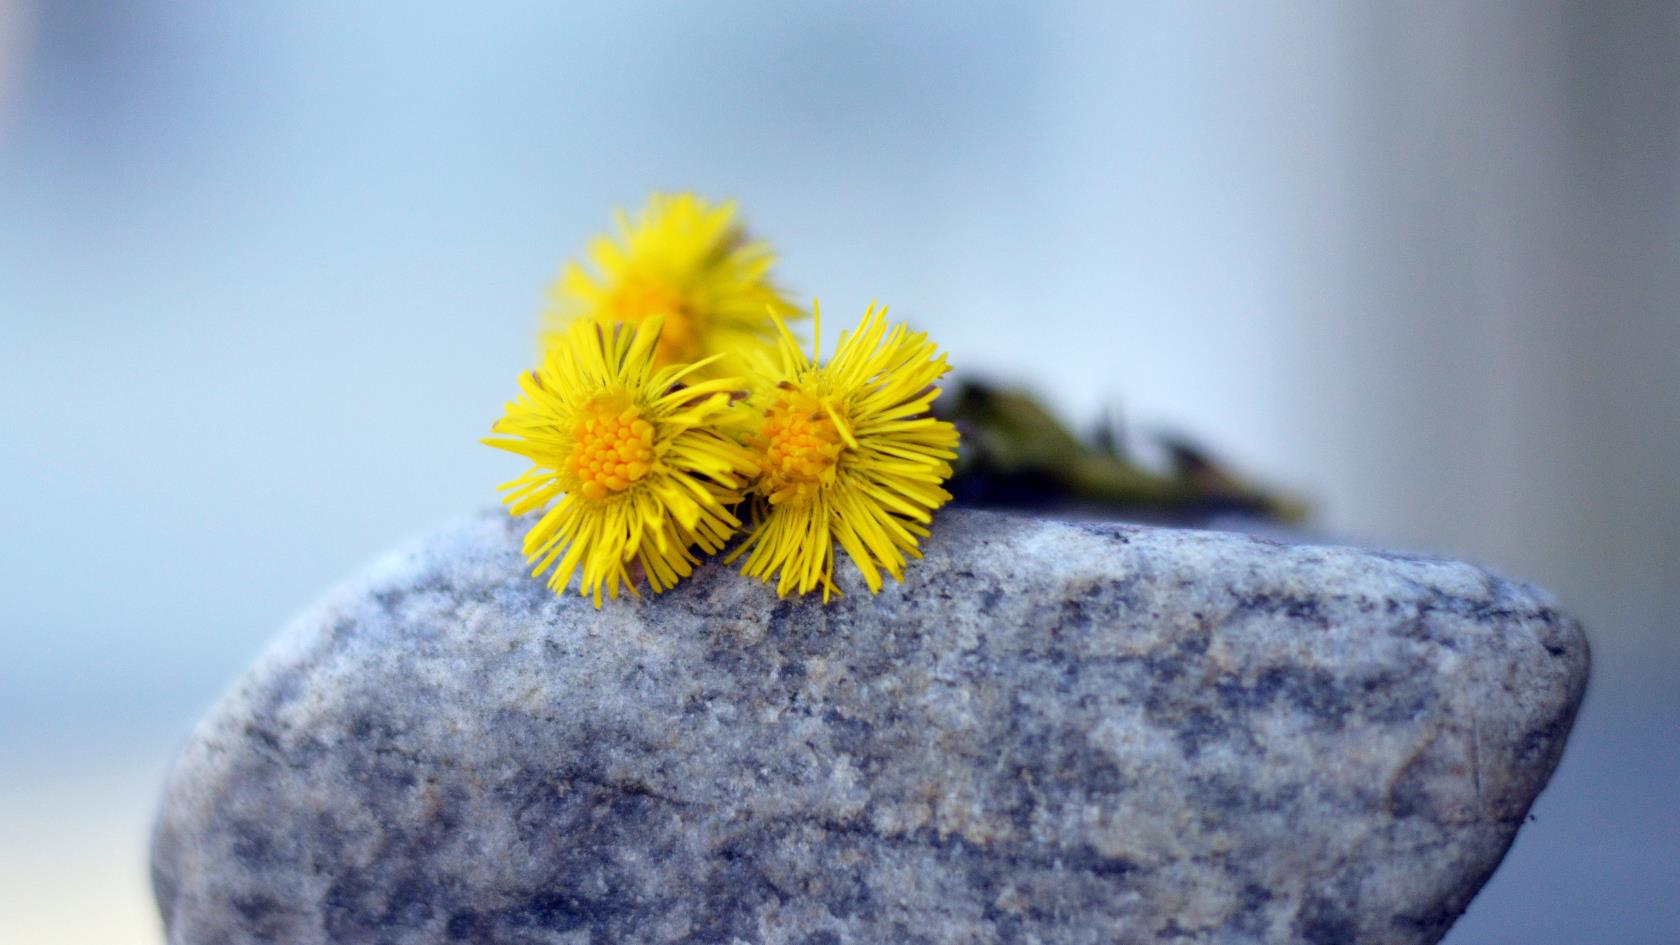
[485,317,759,606]
[541,193,800,378]
[731,302,960,601]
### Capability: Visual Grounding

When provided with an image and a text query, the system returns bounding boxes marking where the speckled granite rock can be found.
[152,509,1587,945]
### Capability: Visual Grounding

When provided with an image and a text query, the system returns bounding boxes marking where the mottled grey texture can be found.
[152,509,1587,945]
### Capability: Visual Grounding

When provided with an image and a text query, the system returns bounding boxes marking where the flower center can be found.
[754,391,847,505]
[566,396,655,501]
[606,279,701,366]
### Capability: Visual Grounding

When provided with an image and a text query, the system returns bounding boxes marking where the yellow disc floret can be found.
[753,389,847,505]
[565,396,656,501]
[600,278,703,366]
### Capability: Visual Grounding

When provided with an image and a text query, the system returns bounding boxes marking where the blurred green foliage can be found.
[938,380,1307,523]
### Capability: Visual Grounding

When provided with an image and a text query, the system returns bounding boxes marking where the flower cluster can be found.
[487,193,959,606]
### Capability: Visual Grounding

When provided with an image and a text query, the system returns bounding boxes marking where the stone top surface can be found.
[152,508,1588,945]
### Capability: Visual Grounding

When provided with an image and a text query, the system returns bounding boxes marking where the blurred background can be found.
[1,2,1675,942]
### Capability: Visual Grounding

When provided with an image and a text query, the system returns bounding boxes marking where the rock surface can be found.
[152,509,1587,945]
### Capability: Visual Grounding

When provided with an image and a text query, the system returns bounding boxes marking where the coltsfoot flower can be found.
[541,192,801,379]
[486,317,759,606]
[731,303,960,600]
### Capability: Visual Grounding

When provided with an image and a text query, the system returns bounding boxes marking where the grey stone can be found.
[151,508,1587,945]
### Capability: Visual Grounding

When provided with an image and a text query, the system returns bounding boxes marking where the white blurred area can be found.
[0,1,23,124]
[1,2,1674,943]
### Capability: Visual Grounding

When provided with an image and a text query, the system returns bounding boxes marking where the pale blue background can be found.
[1,2,1676,942]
